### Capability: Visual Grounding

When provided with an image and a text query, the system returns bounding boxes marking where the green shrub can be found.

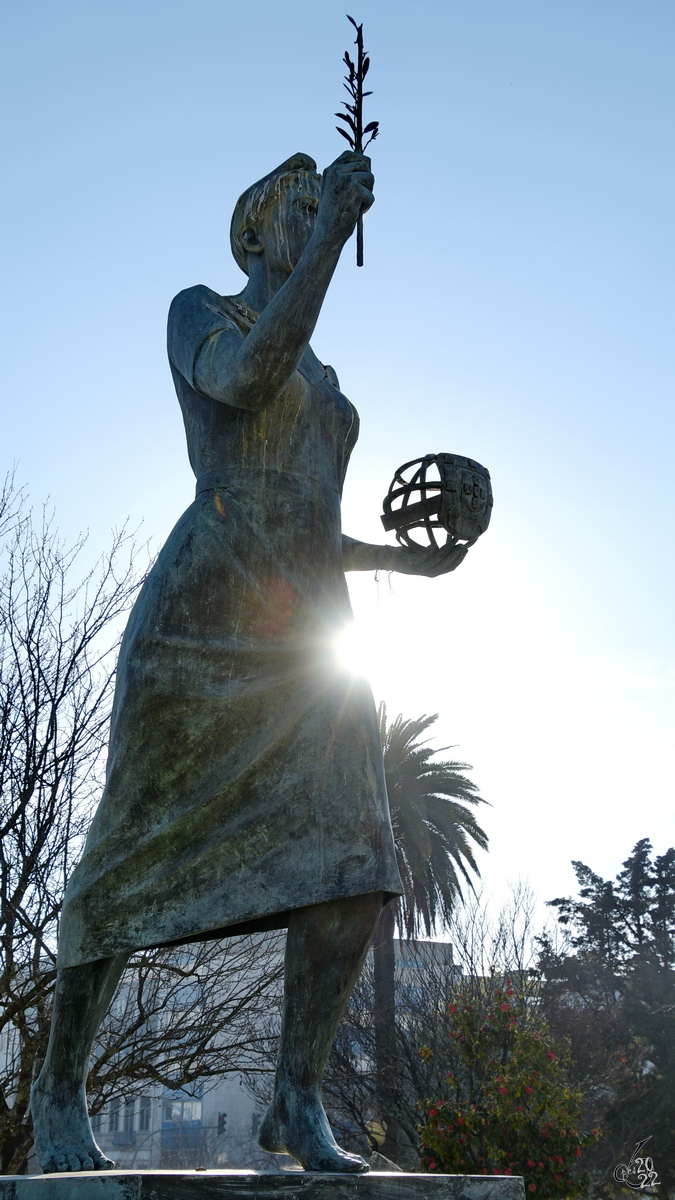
[418,984,600,1196]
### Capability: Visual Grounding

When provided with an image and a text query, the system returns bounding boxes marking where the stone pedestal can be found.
[0,1170,524,1200]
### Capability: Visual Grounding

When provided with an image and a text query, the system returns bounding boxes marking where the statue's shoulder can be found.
[167,286,240,384]
[168,284,226,328]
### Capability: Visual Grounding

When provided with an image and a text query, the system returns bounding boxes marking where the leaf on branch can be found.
[363,121,378,133]
[347,14,359,29]
[336,126,355,146]
[362,57,370,76]
[336,112,358,130]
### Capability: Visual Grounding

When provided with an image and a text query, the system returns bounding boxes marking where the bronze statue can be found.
[31,151,469,1175]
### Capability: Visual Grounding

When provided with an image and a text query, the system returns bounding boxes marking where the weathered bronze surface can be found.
[381,455,493,551]
[57,279,401,966]
[29,150,479,1178]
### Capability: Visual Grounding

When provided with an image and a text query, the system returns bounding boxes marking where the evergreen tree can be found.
[543,840,675,1192]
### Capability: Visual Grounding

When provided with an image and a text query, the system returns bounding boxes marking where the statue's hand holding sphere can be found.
[388,540,471,579]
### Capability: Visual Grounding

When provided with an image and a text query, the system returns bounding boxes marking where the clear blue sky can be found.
[1,0,673,916]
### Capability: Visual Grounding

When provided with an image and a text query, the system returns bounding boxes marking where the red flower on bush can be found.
[528,1184,536,1192]
[501,1003,509,1011]
[498,1087,507,1095]
[525,1086,533,1093]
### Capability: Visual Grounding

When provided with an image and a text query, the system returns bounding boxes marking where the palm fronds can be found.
[378,704,489,939]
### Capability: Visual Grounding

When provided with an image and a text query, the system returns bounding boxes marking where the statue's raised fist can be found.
[317,152,374,243]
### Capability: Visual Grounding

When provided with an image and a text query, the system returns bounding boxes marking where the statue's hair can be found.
[229,153,319,274]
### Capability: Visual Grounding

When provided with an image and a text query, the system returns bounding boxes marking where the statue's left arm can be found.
[342,535,468,578]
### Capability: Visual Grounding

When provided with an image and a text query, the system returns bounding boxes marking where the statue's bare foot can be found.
[30,1079,114,1174]
[258,1085,368,1173]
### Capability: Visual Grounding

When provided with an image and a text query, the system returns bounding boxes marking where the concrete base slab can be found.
[0,1170,524,1200]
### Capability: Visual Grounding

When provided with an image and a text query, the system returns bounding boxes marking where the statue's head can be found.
[230,153,321,277]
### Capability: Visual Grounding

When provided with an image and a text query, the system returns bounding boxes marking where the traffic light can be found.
[217,1112,227,1137]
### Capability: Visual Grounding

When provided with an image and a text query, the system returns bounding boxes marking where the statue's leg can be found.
[31,954,128,1173]
[259,891,383,1172]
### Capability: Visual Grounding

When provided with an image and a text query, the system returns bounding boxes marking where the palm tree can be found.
[372,704,488,1161]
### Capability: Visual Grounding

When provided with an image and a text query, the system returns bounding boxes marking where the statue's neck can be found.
[238,256,291,314]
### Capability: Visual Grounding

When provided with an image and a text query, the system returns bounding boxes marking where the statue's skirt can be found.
[57,473,402,968]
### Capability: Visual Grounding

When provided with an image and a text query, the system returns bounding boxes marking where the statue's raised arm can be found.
[177,151,374,411]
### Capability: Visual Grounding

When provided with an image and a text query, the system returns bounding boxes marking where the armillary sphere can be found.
[381,453,493,550]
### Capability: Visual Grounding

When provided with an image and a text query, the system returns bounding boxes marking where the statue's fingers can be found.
[331,151,370,170]
[428,544,467,576]
[356,185,375,211]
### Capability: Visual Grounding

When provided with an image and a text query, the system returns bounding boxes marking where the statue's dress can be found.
[58,287,402,968]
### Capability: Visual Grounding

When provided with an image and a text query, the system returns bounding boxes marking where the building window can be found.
[109,1098,120,1133]
[123,1098,135,1134]
[161,1092,203,1154]
[162,1097,202,1124]
[139,1097,152,1132]
[91,1112,102,1133]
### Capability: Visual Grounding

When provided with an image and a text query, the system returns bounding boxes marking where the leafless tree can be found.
[88,933,284,1120]
[0,477,283,1174]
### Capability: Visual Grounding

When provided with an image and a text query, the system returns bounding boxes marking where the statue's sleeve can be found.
[167,285,239,389]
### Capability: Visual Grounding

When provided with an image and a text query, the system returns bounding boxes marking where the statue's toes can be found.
[79,1153,95,1171]
[332,1150,368,1173]
[306,1149,368,1174]
[40,1157,57,1175]
[341,1155,369,1174]
[53,1153,74,1172]
[94,1153,115,1171]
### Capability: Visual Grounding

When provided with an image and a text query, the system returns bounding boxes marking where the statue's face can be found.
[261,170,322,274]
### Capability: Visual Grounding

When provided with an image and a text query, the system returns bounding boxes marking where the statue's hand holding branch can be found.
[199,152,374,412]
[317,152,374,247]
[342,536,469,578]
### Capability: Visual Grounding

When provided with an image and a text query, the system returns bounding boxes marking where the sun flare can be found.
[334,622,379,680]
